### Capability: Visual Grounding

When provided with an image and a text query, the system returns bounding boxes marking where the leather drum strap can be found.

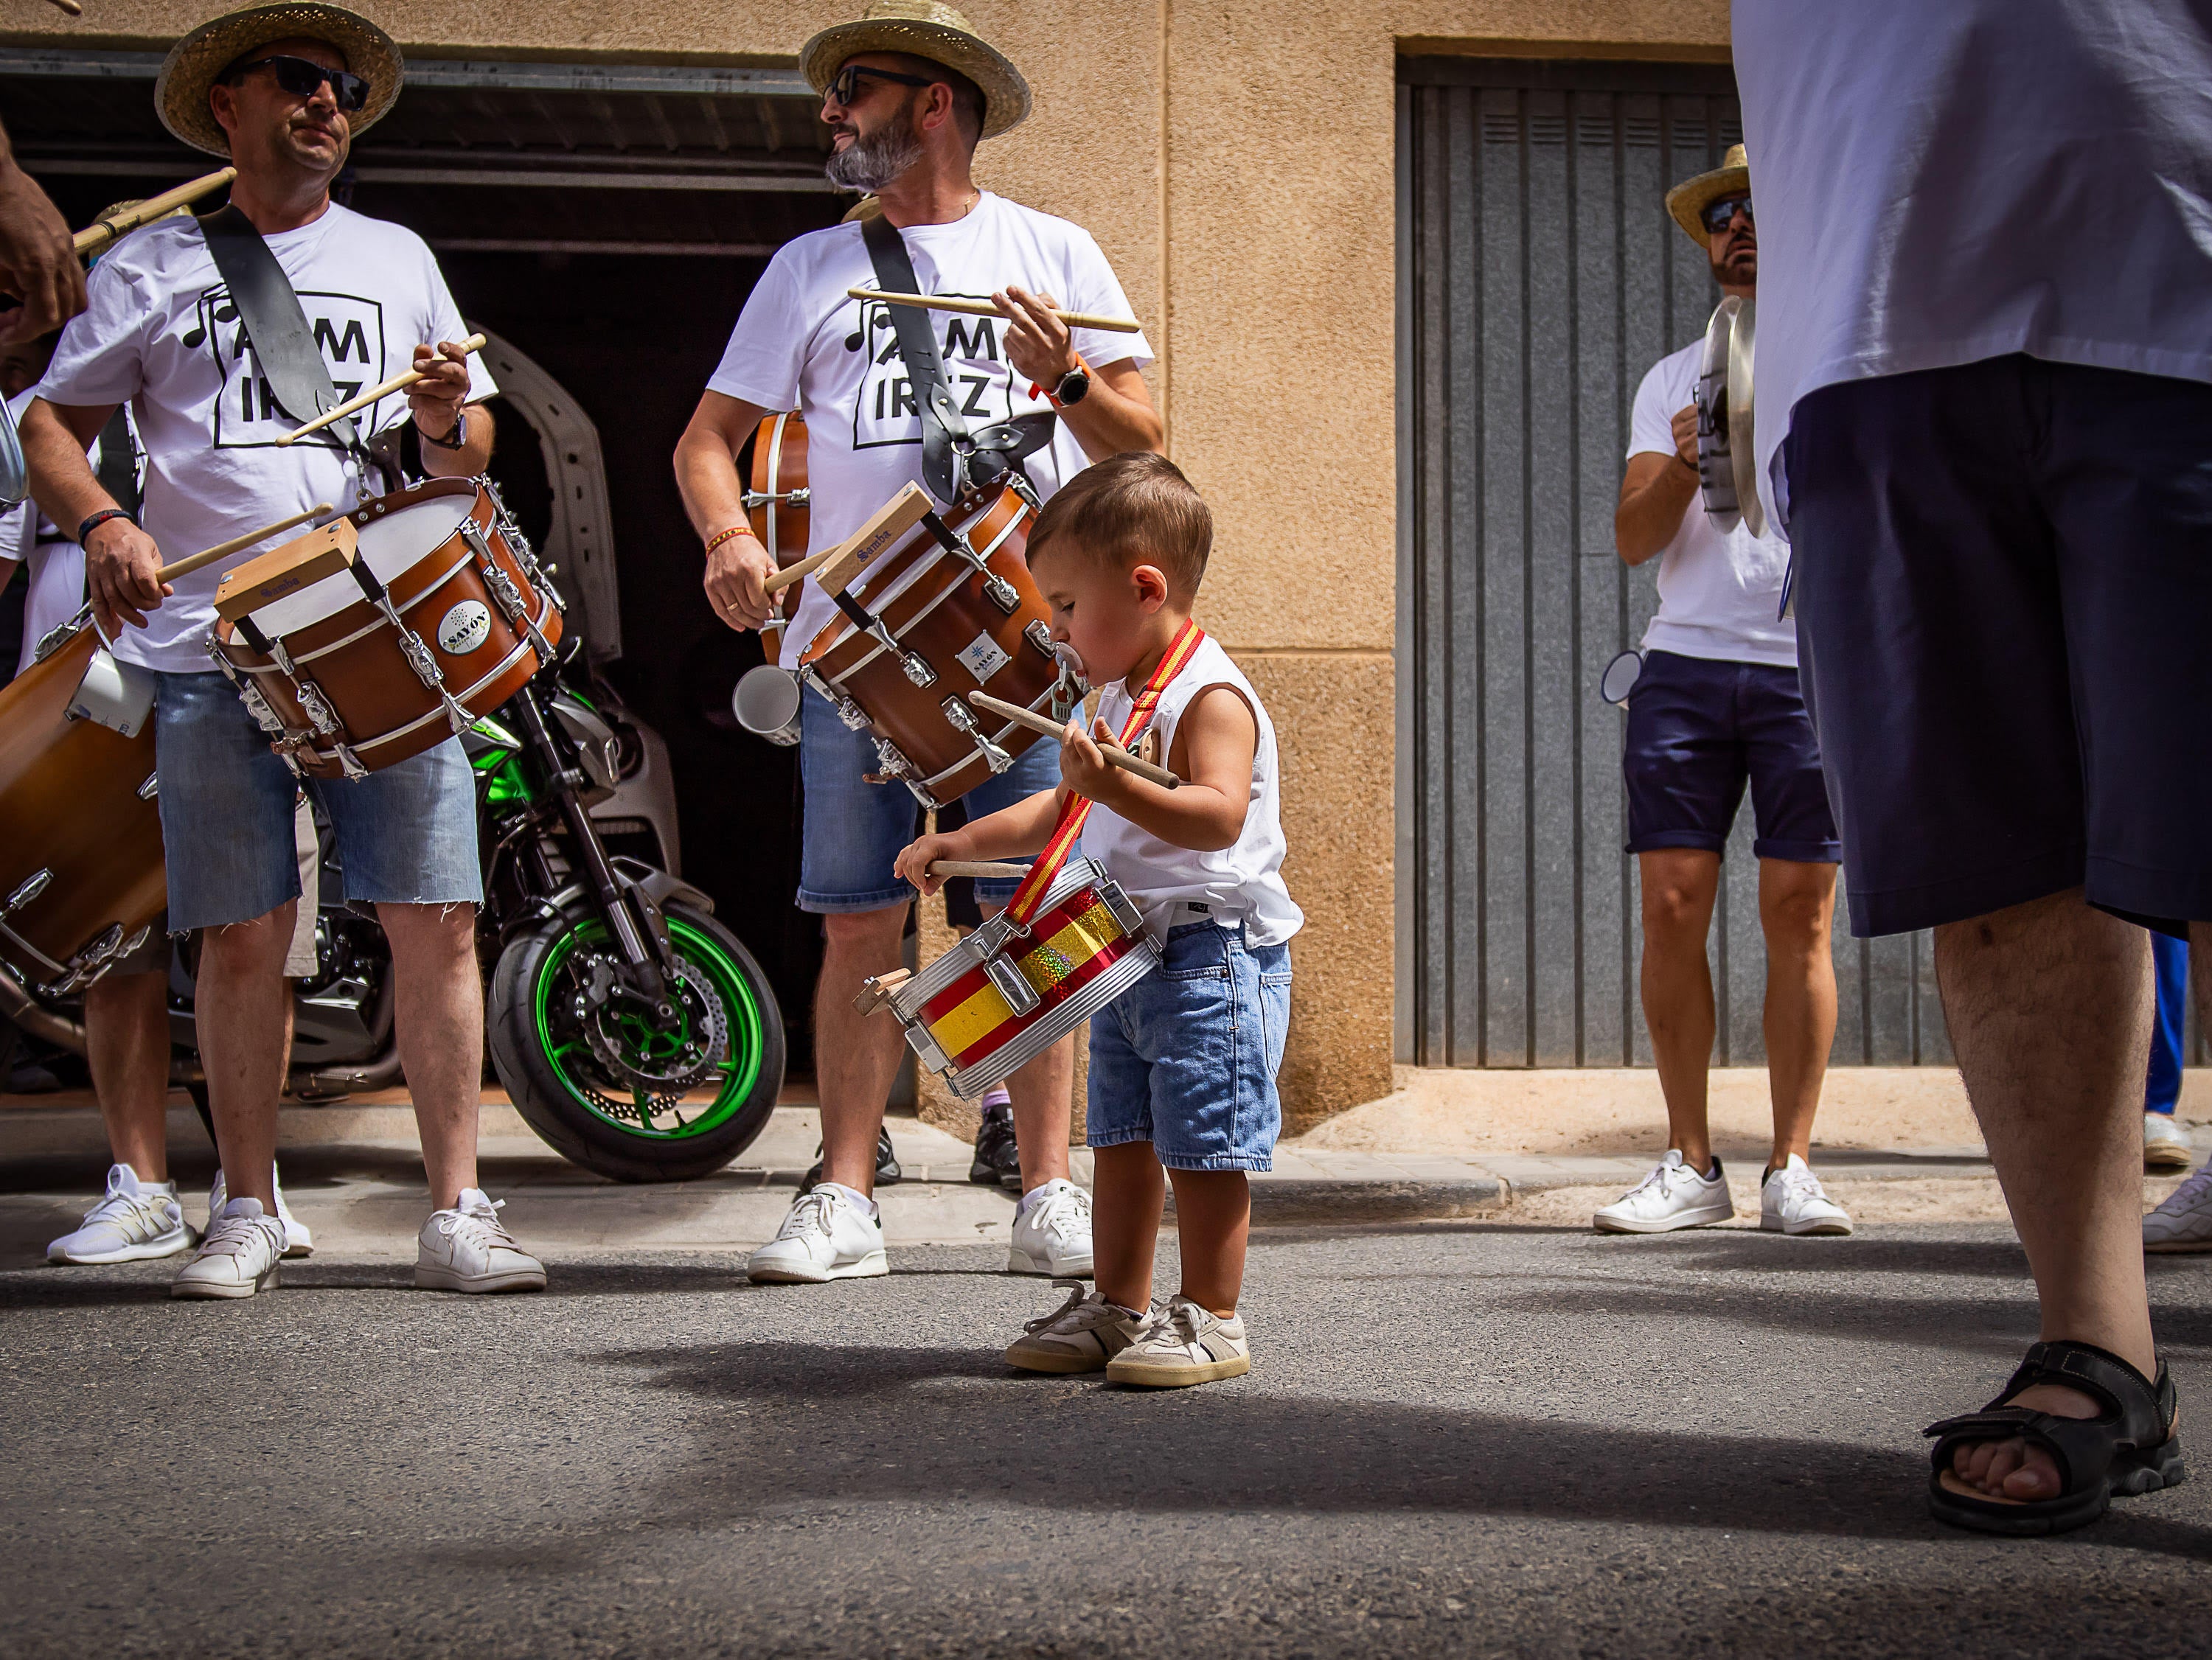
[197,204,361,454]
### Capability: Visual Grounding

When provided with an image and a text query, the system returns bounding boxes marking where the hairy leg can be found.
[83,969,171,1182]
[195,906,294,1209]
[1757,857,1839,1167]
[1638,848,1722,1171]
[815,904,908,1196]
[378,902,483,1210]
[1091,1142,1166,1312]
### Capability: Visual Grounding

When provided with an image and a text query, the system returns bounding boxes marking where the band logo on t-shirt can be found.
[179,284,389,451]
[846,292,1016,451]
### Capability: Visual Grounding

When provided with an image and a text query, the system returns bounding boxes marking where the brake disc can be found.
[568,950,727,1106]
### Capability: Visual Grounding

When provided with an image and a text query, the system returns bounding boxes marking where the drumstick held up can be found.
[927,860,1033,879]
[966,689,1181,789]
[846,287,1142,335]
[156,503,335,584]
[74,168,236,257]
[276,332,487,446]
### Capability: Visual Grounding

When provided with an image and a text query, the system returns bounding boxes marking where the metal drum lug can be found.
[985,954,1041,1016]
[3,868,52,917]
[942,697,1014,773]
[137,773,159,801]
[1023,619,1057,659]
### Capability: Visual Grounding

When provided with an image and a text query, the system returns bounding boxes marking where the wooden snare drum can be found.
[208,478,563,779]
[0,624,165,991]
[743,410,810,649]
[874,856,1157,1099]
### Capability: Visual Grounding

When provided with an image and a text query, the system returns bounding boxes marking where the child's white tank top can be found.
[1079,635,1304,948]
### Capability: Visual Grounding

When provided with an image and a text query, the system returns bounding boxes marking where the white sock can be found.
[1018,1179,1071,1216]
[821,1181,879,1218]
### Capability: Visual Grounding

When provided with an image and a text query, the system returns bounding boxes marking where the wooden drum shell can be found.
[747,411,809,640]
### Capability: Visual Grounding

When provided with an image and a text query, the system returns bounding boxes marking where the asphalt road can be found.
[5,1224,2210,1659]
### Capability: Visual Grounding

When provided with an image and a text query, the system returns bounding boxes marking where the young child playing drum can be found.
[894,453,1301,1387]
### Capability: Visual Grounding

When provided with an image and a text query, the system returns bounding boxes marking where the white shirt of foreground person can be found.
[1732,0,2212,529]
[4,388,97,677]
[706,192,1152,669]
[1627,343,1793,668]
[34,205,496,674]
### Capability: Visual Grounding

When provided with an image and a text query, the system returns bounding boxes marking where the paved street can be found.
[5,1215,2210,1658]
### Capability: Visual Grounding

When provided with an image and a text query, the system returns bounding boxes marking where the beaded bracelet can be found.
[704,525,752,557]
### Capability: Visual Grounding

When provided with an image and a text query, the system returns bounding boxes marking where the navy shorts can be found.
[1784,356,2212,939]
[1621,649,1840,864]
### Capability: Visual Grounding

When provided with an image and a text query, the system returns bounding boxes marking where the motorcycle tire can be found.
[488,899,785,1183]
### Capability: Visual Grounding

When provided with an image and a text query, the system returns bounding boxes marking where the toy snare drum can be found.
[863,856,1157,1100]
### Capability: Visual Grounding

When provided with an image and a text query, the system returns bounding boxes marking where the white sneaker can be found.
[208,1168,314,1258]
[747,1187,888,1283]
[2146,1164,2212,1253]
[1105,1294,1251,1387]
[170,1199,286,1300]
[1593,1150,1733,1233]
[415,1190,548,1293]
[1006,1280,1151,1373]
[2145,1112,2194,1173]
[1008,1179,1094,1277]
[49,1163,196,1264]
[1759,1154,1854,1236]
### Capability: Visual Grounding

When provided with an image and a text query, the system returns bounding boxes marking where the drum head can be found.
[0,398,27,509]
[1599,649,1643,706]
[249,489,479,636]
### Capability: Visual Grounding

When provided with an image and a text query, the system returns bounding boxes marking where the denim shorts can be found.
[1621,649,1840,864]
[153,670,481,932]
[1088,919,1293,1172]
[797,687,1058,914]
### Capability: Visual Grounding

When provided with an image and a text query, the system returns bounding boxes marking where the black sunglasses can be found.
[1700,195,1753,234]
[226,55,370,114]
[825,64,933,108]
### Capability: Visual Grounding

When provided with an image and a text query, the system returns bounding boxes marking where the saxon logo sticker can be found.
[437,599,493,655]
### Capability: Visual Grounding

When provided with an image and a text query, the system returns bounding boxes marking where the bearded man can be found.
[674,1,1161,1287]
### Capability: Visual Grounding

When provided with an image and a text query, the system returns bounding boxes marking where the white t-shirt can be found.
[35,203,495,672]
[1627,342,1795,668]
[1733,0,2212,529]
[706,192,1152,669]
[1079,635,1303,949]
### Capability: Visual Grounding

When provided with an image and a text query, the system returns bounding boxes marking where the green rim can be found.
[531,916,766,1140]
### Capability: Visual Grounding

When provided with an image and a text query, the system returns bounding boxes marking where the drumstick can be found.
[156,503,335,583]
[846,287,1143,335]
[73,168,237,257]
[966,690,1181,789]
[275,332,487,446]
[927,860,1033,879]
[762,543,841,596]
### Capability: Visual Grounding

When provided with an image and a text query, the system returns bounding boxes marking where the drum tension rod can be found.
[344,557,476,739]
[832,590,936,688]
[941,697,1015,773]
[919,510,1018,613]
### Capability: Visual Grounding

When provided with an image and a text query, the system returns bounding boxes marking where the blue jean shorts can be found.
[1088,919,1293,1172]
[153,670,481,932]
[797,687,1058,914]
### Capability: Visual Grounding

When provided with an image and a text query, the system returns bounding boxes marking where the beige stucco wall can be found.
[10,1,1730,1127]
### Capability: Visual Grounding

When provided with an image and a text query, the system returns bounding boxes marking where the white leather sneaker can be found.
[2145,1112,2194,1173]
[1593,1151,1733,1233]
[170,1199,287,1300]
[1105,1295,1251,1387]
[1759,1154,1854,1236]
[1005,1280,1150,1373]
[49,1163,196,1264]
[2146,1164,2212,1253]
[415,1190,548,1293]
[747,1187,888,1283]
[208,1168,314,1258]
[1008,1179,1094,1277]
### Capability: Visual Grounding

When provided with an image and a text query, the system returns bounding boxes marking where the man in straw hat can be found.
[19,1,544,1300]
[675,1,1163,1287]
[1594,143,1851,1243]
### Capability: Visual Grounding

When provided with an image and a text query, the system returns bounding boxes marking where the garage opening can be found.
[0,48,846,1074]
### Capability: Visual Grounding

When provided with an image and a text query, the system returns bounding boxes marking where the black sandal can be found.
[1924,1340,2185,1535]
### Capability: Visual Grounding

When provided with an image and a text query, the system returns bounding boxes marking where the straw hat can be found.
[801,1,1031,139]
[156,2,403,158]
[1665,143,1750,248]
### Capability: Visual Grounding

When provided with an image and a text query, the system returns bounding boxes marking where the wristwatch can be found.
[1052,364,1091,407]
[420,408,468,450]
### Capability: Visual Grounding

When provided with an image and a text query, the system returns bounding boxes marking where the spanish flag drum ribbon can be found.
[1001,616,1208,932]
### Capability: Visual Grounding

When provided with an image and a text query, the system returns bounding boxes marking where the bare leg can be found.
[815,904,908,1196]
[195,904,295,1209]
[83,969,170,1182]
[378,902,481,1210]
[1092,1141,1166,1311]
[1937,889,2154,1503]
[975,902,1074,1191]
[1757,857,1839,1168]
[1638,848,1722,1172]
[1168,1168,1251,1316]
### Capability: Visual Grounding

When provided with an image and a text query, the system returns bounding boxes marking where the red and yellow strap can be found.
[1003,617,1206,930]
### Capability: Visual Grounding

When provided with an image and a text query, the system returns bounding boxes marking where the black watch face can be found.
[1059,371,1090,405]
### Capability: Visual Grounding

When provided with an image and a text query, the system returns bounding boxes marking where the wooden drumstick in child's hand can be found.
[966,690,1181,788]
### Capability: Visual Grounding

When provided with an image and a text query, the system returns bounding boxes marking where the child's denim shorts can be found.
[1087,917,1293,1171]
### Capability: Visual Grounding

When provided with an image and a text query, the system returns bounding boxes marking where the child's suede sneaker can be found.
[170,1198,286,1300]
[1005,1280,1150,1373]
[1593,1150,1733,1233]
[49,1164,195,1264]
[1105,1295,1251,1387]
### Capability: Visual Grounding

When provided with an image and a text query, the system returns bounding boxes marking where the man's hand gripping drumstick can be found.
[87,504,335,636]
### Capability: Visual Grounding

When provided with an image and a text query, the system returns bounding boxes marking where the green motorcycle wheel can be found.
[488,900,785,1182]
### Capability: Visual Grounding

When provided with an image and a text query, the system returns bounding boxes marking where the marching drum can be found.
[1694,294,1764,537]
[0,624,166,992]
[869,857,1158,1099]
[743,409,810,651]
[209,478,563,780]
